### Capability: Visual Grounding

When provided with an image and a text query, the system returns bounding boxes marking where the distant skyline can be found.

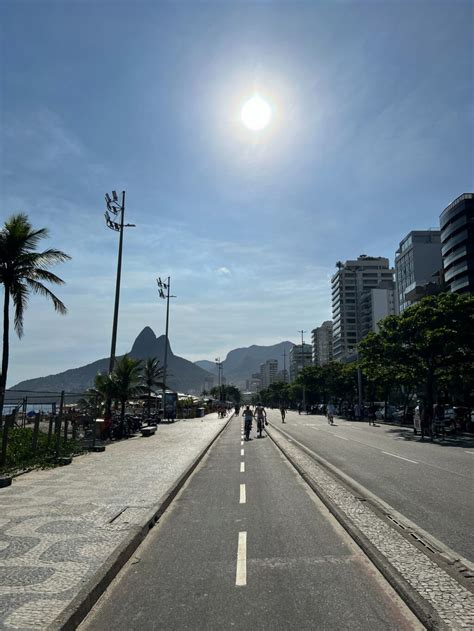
[1,1,473,386]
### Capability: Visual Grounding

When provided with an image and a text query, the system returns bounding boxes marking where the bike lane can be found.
[80,415,422,630]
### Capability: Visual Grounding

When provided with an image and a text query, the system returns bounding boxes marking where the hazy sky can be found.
[1,0,473,386]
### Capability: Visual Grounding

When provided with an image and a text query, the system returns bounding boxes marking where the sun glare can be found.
[241,95,272,131]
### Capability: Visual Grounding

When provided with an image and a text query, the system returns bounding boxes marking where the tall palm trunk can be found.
[0,286,10,430]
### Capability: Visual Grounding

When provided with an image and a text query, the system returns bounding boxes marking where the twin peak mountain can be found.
[12,327,294,395]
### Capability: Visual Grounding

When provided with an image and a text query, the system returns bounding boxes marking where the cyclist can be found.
[255,403,267,438]
[243,405,254,441]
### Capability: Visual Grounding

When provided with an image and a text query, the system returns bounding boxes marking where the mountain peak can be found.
[130,327,157,357]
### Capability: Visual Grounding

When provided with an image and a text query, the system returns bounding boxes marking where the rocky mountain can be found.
[195,340,294,388]
[10,327,215,397]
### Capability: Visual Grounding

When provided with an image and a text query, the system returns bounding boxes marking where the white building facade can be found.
[289,344,312,381]
[311,321,333,366]
[394,230,442,312]
[331,255,395,361]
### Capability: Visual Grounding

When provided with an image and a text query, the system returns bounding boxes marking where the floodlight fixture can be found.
[112,190,118,201]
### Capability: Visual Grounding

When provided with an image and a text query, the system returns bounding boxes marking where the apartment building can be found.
[260,359,278,389]
[440,193,474,294]
[311,321,333,366]
[331,255,394,361]
[394,230,442,312]
[289,344,312,381]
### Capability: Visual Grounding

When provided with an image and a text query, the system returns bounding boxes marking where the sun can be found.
[240,94,272,131]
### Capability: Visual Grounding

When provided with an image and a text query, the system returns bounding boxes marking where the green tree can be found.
[359,293,474,421]
[111,355,143,437]
[142,357,163,417]
[0,214,70,437]
[210,384,241,404]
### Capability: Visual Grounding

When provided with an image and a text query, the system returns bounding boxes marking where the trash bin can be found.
[196,407,205,418]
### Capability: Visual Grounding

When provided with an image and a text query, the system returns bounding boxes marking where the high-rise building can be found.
[331,255,394,361]
[260,359,278,389]
[440,193,474,294]
[394,230,442,312]
[359,280,396,337]
[289,344,312,381]
[311,321,333,366]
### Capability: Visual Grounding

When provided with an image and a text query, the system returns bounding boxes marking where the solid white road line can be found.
[241,448,244,456]
[240,483,246,503]
[382,451,418,464]
[465,451,474,455]
[236,531,247,586]
[240,462,245,473]
[333,434,349,441]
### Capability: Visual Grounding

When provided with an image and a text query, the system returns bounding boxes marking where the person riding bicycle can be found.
[255,403,267,438]
[243,405,254,441]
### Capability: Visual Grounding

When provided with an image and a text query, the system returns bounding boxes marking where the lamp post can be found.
[157,277,176,419]
[215,358,223,402]
[104,190,135,374]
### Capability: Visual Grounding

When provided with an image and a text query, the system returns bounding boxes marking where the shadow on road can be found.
[387,427,474,449]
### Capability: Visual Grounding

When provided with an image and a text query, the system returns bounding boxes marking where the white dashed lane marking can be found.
[240,484,246,504]
[382,451,418,464]
[241,449,244,456]
[240,462,245,473]
[235,532,247,586]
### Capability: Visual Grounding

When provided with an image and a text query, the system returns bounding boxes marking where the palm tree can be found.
[111,355,143,437]
[79,372,117,418]
[142,357,163,418]
[0,214,70,427]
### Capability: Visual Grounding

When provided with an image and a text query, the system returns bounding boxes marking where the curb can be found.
[267,425,449,631]
[49,414,235,631]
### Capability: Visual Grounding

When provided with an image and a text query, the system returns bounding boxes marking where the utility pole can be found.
[157,277,175,419]
[104,190,135,374]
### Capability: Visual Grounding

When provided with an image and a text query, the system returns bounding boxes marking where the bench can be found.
[141,426,157,437]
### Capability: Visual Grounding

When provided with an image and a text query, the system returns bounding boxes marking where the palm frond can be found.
[10,281,28,337]
[26,278,68,314]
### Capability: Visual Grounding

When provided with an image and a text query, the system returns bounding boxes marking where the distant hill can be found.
[10,327,215,398]
[195,341,294,388]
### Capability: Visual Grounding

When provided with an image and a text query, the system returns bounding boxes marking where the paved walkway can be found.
[0,414,228,631]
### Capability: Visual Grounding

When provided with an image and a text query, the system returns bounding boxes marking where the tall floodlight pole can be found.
[298,330,307,411]
[215,358,223,402]
[104,190,135,374]
[157,277,175,418]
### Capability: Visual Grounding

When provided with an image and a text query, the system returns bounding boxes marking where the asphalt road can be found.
[268,410,474,562]
[80,415,421,631]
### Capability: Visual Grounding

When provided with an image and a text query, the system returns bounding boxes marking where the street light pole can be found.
[215,358,223,402]
[157,277,175,419]
[104,190,135,374]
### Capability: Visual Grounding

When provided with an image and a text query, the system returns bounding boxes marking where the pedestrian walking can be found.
[280,405,286,423]
[298,403,303,415]
[368,403,377,426]
[326,402,335,425]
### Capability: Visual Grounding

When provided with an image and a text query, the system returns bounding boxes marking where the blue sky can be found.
[1,0,473,385]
